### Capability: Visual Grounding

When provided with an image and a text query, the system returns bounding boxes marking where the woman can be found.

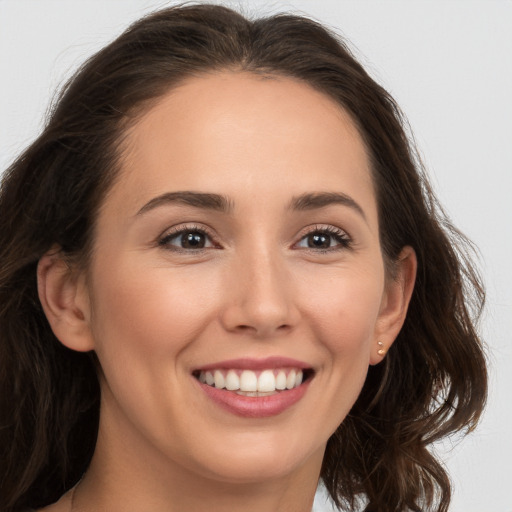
[0,4,487,512]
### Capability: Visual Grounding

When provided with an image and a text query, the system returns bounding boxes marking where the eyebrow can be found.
[290,192,367,221]
[137,191,233,216]
[136,190,366,221]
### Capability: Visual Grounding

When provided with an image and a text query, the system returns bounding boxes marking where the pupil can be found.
[308,233,330,248]
[183,232,205,248]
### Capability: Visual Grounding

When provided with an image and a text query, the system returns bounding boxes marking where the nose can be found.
[219,250,300,338]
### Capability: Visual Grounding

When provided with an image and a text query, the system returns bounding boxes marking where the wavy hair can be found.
[0,4,486,511]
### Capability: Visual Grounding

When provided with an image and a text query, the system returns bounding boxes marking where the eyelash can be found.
[157,224,352,253]
[295,225,352,252]
[158,225,218,252]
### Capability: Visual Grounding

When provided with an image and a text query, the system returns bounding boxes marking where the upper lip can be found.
[193,356,313,372]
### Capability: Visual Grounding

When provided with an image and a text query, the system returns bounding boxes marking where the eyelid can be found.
[155,222,351,252]
[293,224,352,250]
[157,223,220,250]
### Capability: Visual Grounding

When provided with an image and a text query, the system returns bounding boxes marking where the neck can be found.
[75,452,321,512]
[71,403,324,512]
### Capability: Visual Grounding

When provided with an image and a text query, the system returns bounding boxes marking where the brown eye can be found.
[159,229,215,250]
[307,233,332,249]
[296,228,352,251]
[181,232,206,249]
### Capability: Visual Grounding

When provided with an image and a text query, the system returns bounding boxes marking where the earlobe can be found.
[370,246,417,365]
[37,248,95,352]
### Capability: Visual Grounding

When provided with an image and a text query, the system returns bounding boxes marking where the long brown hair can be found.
[0,4,486,511]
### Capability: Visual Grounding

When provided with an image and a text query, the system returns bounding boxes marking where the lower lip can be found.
[195,378,311,418]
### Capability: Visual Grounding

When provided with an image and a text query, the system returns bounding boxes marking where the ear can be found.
[370,246,417,365]
[37,248,95,352]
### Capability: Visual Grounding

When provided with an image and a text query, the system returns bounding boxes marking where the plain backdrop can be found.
[1,1,511,511]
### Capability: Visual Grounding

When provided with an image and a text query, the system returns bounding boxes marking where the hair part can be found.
[0,4,486,511]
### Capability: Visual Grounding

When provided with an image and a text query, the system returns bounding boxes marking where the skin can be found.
[38,72,416,512]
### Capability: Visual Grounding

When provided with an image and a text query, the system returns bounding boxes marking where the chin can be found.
[185,431,325,485]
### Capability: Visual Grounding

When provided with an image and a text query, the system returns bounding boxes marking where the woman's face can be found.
[74,72,409,484]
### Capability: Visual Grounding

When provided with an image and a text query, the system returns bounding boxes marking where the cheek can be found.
[299,266,384,356]
[87,260,221,367]
[290,267,385,439]
[85,261,225,451]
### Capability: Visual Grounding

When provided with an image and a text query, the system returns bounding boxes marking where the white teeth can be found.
[275,371,287,390]
[240,370,258,392]
[197,367,308,393]
[214,370,225,389]
[286,369,297,390]
[258,370,276,392]
[225,370,239,391]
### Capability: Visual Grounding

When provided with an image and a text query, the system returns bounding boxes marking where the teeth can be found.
[225,370,239,391]
[275,371,287,390]
[258,370,275,392]
[214,370,225,389]
[236,390,277,397]
[240,370,258,391]
[286,369,296,390]
[197,368,307,393]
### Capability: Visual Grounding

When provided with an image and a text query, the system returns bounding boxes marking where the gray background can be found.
[1,1,511,510]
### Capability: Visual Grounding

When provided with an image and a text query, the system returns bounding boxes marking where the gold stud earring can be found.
[377,341,386,356]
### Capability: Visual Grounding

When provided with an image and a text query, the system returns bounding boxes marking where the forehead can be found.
[113,71,376,219]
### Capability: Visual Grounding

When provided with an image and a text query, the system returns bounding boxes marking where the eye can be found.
[159,226,217,250]
[295,226,351,251]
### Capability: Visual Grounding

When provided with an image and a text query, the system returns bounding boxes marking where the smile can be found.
[192,358,314,417]
[195,368,306,395]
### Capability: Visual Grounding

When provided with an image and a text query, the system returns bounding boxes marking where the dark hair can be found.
[0,4,486,512]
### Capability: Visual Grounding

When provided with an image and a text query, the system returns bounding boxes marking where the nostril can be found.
[219,286,300,336]
[232,323,293,337]
[237,324,254,331]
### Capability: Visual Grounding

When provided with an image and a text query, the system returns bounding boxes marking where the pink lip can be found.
[195,378,311,418]
[192,357,314,418]
[194,356,312,372]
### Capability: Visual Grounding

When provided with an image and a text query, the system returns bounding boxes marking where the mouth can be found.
[191,358,314,417]
[192,367,315,396]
